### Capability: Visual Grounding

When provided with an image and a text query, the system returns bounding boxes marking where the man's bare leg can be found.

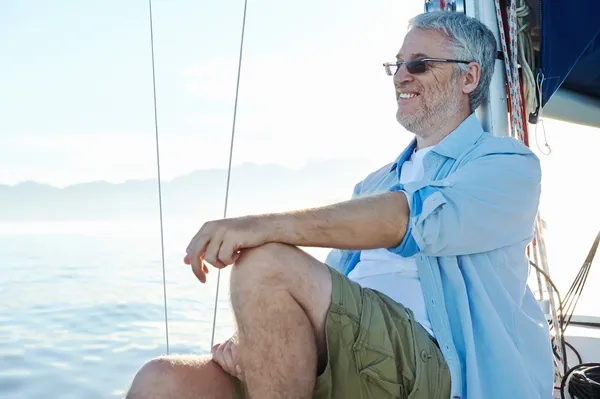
[126,242,331,399]
[230,243,332,399]
[125,355,232,399]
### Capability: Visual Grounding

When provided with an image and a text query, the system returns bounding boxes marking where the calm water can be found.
[0,218,597,398]
[0,220,253,399]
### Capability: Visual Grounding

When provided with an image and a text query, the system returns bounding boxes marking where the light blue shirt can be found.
[326,113,554,399]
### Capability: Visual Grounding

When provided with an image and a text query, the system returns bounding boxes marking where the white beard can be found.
[396,79,463,138]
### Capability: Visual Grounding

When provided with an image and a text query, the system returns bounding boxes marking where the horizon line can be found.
[0,157,377,189]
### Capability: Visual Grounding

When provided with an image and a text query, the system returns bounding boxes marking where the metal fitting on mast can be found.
[424,0,465,13]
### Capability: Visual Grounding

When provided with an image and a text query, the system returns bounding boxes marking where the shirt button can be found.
[431,298,435,305]
[421,349,432,362]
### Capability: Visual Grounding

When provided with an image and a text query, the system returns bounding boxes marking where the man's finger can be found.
[223,340,236,374]
[204,234,227,269]
[211,343,219,356]
[212,342,226,370]
[218,238,237,266]
[215,340,235,375]
[186,221,217,256]
[191,257,206,283]
[186,223,207,254]
[230,343,242,378]
[186,226,212,269]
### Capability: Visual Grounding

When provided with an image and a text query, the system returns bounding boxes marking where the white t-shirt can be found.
[348,146,435,337]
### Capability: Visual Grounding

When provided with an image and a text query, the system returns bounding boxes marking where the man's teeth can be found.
[399,93,418,99]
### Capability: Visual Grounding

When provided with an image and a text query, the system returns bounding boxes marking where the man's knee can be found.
[126,355,229,399]
[230,242,332,320]
[230,242,329,293]
[126,357,178,398]
[231,243,297,289]
[235,242,292,268]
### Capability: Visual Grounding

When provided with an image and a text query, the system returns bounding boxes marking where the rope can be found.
[562,363,600,399]
[147,0,170,354]
[532,218,565,376]
[515,0,536,118]
[534,73,552,155]
[494,0,524,141]
[210,0,249,349]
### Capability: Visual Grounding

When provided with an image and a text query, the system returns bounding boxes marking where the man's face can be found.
[394,28,463,135]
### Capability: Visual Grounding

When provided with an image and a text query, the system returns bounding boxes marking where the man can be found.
[127,11,553,399]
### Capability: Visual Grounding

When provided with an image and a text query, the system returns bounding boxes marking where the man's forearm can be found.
[269,191,410,250]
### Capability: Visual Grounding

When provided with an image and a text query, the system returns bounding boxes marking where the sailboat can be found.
[417,0,600,397]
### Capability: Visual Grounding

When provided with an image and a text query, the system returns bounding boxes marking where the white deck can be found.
[563,316,600,364]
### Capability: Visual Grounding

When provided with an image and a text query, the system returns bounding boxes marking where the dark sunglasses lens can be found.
[406,60,428,74]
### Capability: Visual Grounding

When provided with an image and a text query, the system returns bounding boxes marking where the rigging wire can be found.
[529,228,600,395]
[210,0,250,349]
[147,0,170,354]
[560,230,600,331]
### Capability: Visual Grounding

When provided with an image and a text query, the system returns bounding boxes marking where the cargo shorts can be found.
[231,266,451,398]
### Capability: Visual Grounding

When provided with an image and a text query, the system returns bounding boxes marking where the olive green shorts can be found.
[231,266,451,399]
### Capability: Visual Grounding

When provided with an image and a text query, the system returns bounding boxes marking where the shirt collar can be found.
[432,112,485,159]
[390,112,485,171]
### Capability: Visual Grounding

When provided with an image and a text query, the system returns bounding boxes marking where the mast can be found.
[464,0,509,138]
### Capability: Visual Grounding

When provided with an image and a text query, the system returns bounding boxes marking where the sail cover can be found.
[540,0,600,106]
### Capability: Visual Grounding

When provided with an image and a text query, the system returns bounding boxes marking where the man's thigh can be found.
[231,266,451,399]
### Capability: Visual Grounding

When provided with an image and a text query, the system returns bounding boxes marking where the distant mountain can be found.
[0,159,379,221]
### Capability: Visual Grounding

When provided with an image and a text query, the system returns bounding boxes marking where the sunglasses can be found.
[383,58,473,75]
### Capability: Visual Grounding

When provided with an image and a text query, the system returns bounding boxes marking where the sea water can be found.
[0,220,252,398]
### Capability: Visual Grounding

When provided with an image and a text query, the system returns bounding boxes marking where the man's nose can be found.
[394,64,414,85]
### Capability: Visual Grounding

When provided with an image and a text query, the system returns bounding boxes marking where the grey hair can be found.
[408,11,497,112]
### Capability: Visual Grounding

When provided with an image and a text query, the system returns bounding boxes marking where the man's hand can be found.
[211,337,244,380]
[184,216,277,283]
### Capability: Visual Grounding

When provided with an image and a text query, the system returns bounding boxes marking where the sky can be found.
[0,0,425,187]
[1,1,598,187]
[2,0,599,238]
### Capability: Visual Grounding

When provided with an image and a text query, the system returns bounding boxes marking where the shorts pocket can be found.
[405,308,447,399]
[352,291,415,398]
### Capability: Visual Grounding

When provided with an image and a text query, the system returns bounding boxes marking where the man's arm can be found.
[184,191,409,278]
[186,140,540,280]
[388,145,542,257]
[271,191,410,250]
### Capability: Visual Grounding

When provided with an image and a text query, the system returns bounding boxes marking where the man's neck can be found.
[414,112,471,150]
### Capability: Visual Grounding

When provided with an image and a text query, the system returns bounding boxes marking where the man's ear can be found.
[462,62,480,95]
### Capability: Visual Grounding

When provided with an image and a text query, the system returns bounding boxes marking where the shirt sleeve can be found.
[388,147,541,257]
